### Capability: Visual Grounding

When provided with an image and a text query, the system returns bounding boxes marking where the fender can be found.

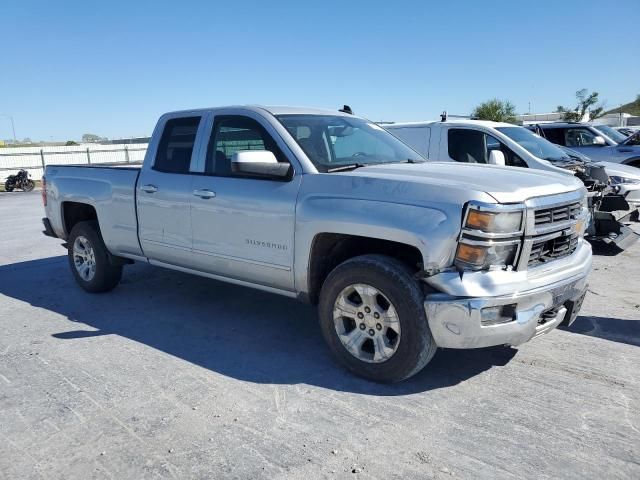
[294,196,461,295]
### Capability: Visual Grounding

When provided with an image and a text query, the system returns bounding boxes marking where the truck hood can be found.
[350,162,583,204]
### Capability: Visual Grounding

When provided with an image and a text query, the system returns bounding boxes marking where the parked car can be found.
[615,126,640,137]
[384,119,639,250]
[528,122,640,167]
[42,105,591,382]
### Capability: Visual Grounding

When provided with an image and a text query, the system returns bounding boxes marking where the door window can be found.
[448,128,526,167]
[153,116,201,173]
[205,116,288,176]
[448,129,487,163]
[564,128,600,147]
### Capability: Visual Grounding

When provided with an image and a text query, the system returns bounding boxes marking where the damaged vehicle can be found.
[42,105,591,382]
[385,118,640,251]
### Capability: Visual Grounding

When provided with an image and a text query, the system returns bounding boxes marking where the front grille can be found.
[528,233,579,267]
[534,201,581,227]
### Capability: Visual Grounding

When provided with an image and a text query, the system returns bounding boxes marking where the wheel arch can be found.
[305,233,425,304]
[61,201,98,237]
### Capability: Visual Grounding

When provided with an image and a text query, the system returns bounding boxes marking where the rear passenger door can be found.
[137,115,204,266]
[189,113,301,291]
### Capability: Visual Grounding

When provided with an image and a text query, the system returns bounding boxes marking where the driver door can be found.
[189,114,300,291]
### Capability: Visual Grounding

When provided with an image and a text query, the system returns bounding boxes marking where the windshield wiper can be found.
[327,163,366,172]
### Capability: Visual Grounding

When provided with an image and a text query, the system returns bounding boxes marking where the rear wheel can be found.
[67,221,122,293]
[4,182,14,192]
[318,254,437,382]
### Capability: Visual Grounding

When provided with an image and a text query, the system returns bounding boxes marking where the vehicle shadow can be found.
[0,256,518,396]
[561,315,640,347]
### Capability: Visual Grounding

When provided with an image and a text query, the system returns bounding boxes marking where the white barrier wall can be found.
[0,143,148,179]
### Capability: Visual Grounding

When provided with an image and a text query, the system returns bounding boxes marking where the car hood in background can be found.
[592,161,640,180]
[351,162,583,204]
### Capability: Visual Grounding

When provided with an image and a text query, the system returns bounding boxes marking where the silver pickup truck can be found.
[41,106,592,382]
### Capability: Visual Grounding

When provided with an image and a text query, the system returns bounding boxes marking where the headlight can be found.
[464,208,523,234]
[455,241,519,271]
[610,175,640,185]
[455,203,524,271]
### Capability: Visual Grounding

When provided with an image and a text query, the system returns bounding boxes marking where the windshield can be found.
[276,114,423,172]
[496,126,570,162]
[594,125,627,144]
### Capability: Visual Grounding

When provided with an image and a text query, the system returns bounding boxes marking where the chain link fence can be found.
[0,144,148,181]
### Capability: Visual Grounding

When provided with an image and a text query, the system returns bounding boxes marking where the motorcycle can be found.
[4,169,35,192]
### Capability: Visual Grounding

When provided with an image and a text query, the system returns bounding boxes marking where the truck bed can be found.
[44,164,144,258]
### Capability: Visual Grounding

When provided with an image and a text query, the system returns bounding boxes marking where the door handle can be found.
[618,148,633,153]
[193,189,216,199]
[141,184,158,193]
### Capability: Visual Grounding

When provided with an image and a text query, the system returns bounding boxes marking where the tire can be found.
[67,220,123,293]
[22,180,35,192]
[4,181,14,192]
[318,254,437,382]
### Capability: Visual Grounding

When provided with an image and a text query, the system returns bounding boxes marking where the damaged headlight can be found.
[455,202,524,271]
[609,175,640,186]
[464,206,523,234]
[455,241,520,270]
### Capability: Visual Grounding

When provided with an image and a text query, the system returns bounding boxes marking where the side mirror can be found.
[592,136,606,146]
[231,151,291,178]
[488,150,506,166]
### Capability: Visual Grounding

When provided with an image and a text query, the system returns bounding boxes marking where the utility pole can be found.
[0,114,17,143]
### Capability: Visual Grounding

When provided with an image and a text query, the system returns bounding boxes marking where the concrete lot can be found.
[1,191,638,480]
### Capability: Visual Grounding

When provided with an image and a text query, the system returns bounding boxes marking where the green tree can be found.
[65,140,79,146]
[82,133,102,143]
[556,89,605,122]
[471,99,517,123]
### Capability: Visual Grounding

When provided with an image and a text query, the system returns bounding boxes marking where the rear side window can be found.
[389,127,431,158]
[153,116,201,173]
[540,128,566,146]
[448,129,486,163]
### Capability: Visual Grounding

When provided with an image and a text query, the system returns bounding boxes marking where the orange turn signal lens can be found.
[466,210,495,231]
[455,243,487,266]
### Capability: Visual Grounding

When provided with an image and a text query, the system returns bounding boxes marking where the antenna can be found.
[440,111,447,122]
[339,105,353,115]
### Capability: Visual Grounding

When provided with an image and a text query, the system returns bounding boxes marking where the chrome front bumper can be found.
[424,244,591,349]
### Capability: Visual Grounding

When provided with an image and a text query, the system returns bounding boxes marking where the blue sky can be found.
[1,0,639,141]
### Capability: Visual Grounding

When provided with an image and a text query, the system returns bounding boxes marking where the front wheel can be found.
[318,254,437,382]
[22,180,35,192]
[67,221,123,293]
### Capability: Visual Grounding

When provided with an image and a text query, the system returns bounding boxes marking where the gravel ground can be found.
[1,191,639,480]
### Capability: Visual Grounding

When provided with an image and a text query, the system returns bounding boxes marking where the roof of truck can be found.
[385,119,516,129]
[163,105,353,117]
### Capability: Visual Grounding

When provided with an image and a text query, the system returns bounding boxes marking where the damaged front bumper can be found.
[423,242,592,349]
